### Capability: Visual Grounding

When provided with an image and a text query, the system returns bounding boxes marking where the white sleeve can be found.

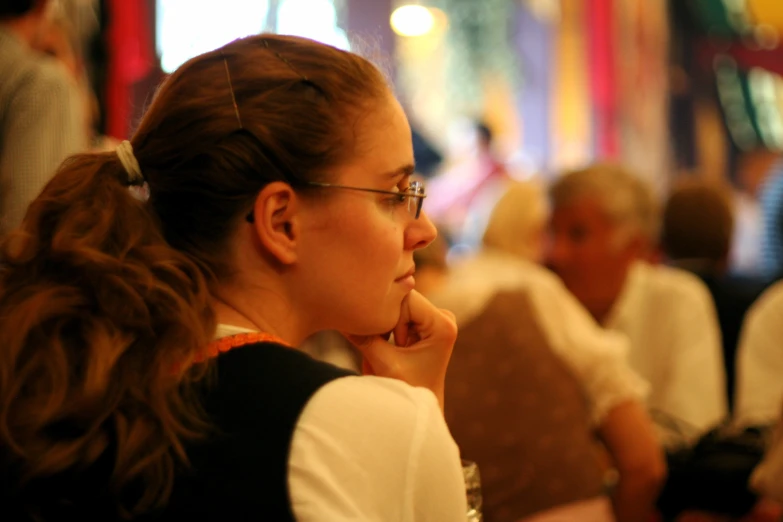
[528,275,649,425]
[735,287,783,427]
[288,376,467,522]
[660,288,727,433]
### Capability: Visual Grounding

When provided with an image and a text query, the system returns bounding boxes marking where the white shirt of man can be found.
[735,280,783,428]
[604,261,727,441]
[432,250,649,426]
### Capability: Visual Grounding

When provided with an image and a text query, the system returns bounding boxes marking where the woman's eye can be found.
[387,193,408,205]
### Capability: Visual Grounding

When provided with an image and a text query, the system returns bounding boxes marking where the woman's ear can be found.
[251,182,300,265]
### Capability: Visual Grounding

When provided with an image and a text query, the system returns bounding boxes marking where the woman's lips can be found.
[395,268,416,288]
[395,274,416,289]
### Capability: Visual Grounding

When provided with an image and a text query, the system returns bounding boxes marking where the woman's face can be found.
[295,95,437,336]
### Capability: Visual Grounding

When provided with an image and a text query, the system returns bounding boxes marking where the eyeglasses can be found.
[306,180,426,219]
[246,180,426,223]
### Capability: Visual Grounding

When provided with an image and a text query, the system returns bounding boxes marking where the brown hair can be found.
[662,180,735,263]
[0,34,389,516]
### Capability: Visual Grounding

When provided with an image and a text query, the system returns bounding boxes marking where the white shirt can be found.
[735,281,783,427]
[214,325,468,521]
[431,251,649,426]
[604,261,727,438]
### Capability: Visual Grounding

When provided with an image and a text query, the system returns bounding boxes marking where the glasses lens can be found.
[407,181,425,219]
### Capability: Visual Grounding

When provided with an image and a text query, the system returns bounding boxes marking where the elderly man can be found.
[548,164,727,443]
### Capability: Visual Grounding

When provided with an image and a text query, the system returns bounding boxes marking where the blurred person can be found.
[744,148,783,281]
[548,163,727,443]
[661,181,735,274]
[31,5,115,151]
[0,0,87,234]
[0,34,467,521]
[730,189,763,277]
[739,140,783,420]
[661,180,767,412]
[481,180,549,264]
[734,280,783,429]
[425,119,509,240]
[423,183,666,522]
[32,4,78,77]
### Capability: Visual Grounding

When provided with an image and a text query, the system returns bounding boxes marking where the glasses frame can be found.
[307,179,426,219]
[246,180,426,223]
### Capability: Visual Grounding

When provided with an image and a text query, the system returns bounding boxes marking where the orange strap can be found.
[197,332,291,361]
[169,332,293,373]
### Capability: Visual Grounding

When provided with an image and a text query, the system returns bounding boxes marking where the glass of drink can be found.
[462,459,483,522]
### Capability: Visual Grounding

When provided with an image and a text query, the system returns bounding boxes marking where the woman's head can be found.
[482,180,549,264]
[132,35,390,272]
[661,180,735,267]
[129,34,435,337]
[0,34,435,514]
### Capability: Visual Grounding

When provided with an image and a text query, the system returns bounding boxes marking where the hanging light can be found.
[390,4,435,37]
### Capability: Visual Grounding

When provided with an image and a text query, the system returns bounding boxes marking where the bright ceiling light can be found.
[390,5,435,37]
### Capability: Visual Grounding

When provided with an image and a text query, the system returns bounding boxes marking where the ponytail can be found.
[0,150,216,515]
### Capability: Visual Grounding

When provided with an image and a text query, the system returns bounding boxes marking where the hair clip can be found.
[220,50,243,129]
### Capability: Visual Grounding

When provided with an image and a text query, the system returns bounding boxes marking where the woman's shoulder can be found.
[200,342,356,428]
[294,375,450,468]
[305,375,441,419]
[288,376,466,521]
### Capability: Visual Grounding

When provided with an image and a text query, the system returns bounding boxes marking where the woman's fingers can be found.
[393,293,412,347]
[342,291,457,404]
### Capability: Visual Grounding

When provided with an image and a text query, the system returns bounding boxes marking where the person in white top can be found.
[548,163,727,444]
[0,0,88,234]
[735,281,783,428]
[0,34,466,520]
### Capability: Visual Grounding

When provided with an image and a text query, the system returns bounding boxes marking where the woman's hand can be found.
[344,290,457,410]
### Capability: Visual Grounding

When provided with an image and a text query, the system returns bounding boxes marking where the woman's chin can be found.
[342,316,399,340]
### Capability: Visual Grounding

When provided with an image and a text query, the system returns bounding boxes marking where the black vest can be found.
[5,342,353,521]
[163,342,354,521]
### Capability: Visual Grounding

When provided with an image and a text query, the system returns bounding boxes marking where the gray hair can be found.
[550,163,660,248]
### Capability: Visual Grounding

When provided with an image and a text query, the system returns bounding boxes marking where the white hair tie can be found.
[116,140,144,185]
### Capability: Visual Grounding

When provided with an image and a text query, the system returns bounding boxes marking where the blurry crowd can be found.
[411,121,783,522]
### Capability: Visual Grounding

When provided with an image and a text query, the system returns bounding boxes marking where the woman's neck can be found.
[212,284,309,346]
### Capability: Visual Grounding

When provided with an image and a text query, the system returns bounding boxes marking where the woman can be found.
[0,35,465,521]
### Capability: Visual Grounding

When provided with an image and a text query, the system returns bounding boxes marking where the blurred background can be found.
[57,0,783,272]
